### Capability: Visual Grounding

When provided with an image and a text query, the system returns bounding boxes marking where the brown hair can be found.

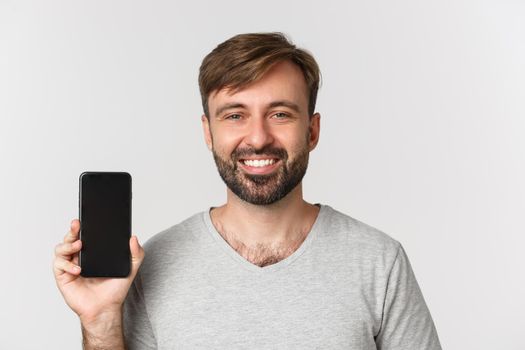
[198,32,321,118]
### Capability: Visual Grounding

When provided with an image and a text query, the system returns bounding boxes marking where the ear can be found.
[201,114,213,151]
[308,113,321,151]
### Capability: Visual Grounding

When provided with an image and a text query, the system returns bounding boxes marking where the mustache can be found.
[232,146,287,162]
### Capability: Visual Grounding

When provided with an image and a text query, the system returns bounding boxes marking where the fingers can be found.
[53,219,82,279]
[64,219,80,243]
[55,239,82,259]
[53,255,82,277]
[129,235,145,278]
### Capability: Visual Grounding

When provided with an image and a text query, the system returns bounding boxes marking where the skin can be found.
[53,221,144,348]
[202,60,321,266]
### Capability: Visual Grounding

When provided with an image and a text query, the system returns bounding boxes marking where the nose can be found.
[244,116,274,150]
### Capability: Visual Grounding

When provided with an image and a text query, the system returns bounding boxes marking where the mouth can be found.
[237,157,281,175]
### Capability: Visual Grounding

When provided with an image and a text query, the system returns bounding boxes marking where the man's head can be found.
[199,32,321,119]
[199,32,321,205]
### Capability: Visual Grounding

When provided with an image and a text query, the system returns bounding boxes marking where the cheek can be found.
[276,128,309,154]
[211,129,242,153]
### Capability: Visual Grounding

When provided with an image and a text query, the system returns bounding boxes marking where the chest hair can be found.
[221,230,308,267]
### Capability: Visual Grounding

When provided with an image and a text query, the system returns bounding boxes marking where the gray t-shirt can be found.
[123,204,441,349]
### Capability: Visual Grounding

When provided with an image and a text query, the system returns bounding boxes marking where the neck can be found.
[210,183,320,247]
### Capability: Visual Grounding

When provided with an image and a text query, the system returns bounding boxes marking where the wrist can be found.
[80,309,125,349]
[80,306,123,328]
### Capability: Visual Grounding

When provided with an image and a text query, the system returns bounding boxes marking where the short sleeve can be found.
[375,244,442,350]
[122,269,157,350]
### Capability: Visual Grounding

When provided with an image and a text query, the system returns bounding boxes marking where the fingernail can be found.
[73,265,81,272]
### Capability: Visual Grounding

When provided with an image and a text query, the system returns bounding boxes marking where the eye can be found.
[272,112,288,119]
[225,114,242,120]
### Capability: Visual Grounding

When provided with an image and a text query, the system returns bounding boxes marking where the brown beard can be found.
[212,139,310,205]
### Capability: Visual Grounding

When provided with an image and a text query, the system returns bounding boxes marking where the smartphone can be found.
[79,171,132,277]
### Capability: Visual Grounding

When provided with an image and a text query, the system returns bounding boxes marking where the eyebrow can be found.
[268,100,301,113]
[214,100,302,118]
[215,103,247,118]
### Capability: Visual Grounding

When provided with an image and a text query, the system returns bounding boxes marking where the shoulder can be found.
[139,211,207,269]
[320,204,401,259]
[144,211,204,246]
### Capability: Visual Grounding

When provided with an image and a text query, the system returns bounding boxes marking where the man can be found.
[53,32,442,349]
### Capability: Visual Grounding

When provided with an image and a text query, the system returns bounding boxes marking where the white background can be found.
[1,0,524,349]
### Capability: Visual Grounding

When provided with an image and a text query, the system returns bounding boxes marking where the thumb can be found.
[129,235,145,278]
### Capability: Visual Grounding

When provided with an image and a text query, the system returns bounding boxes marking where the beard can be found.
[212,138,310,205]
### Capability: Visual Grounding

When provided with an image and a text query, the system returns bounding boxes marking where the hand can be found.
[53,219,145,325]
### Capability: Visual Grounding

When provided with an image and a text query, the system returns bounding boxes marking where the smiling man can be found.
[201,54,322,266]
[53,32,442,349]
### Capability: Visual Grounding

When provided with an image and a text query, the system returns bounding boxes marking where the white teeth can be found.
[243,159,276,167]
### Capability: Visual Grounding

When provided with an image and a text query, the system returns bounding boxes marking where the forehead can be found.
[209,60,309,116]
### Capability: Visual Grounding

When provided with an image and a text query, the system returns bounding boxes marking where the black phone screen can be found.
[79,171,131,277]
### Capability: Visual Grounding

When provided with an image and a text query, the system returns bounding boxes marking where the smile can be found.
[238,158,281,174]
[242,159,276,167]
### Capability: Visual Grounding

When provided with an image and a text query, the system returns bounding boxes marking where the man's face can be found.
[202,60,320,205]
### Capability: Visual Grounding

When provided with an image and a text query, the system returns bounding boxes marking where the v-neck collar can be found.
[201,203,328,274]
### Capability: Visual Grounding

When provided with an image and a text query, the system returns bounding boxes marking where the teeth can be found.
[243,159,276,167]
